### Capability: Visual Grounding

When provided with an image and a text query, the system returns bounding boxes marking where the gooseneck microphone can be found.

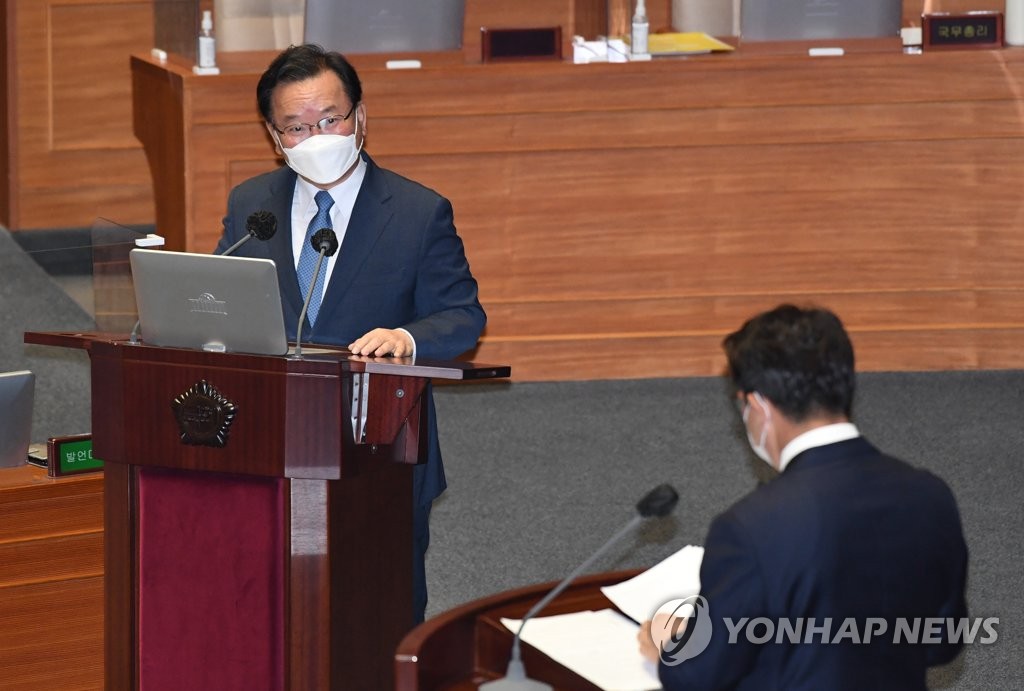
[128,211,278,345]
[480,483,680,690]
[220,210,278,256]
[293,228,339,358]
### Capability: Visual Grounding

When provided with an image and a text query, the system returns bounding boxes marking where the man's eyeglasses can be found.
[272,103,357,142]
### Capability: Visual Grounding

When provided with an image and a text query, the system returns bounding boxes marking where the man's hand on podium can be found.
[349,328,413,358]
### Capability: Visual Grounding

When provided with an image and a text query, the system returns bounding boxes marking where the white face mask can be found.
[742,392,774,466]
[276,113,362,186]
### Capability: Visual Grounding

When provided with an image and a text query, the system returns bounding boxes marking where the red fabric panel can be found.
[138,467,285,691]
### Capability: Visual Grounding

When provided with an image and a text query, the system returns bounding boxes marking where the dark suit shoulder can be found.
[363,154,448,206]
[230,165,295,198]
[725,439,959,530]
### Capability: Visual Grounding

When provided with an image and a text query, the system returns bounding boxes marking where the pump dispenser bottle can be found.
[194,10,219,74]
[1008,0,1024,46]
[631,0,650,60]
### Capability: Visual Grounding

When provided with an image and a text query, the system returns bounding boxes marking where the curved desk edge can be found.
[395,568,643,690]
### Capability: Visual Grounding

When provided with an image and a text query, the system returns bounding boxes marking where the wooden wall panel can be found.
[49,5,150,150]
[135,43,1024,382]
[0,0,1004,231]
[479,290,1024,338]
[473,327,1024,380]
[0,466,104,690]
[5,0,155,231]
[1,579,104,690]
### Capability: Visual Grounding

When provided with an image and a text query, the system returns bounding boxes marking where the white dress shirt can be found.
[288,159,416,355]
[290,157,367,287]
[779,422,861,472]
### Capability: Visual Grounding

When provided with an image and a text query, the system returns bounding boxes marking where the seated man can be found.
[642,304,968,690]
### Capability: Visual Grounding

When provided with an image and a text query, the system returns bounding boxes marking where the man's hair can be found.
[256,44,362,124]
[722,304,855,421]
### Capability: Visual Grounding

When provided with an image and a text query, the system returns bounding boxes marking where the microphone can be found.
[129,212,278,345]
[293,228,339,358]
[218,210,278,256]
[480,483,680,690]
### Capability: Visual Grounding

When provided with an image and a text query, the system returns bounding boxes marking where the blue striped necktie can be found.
[296,190,334,326]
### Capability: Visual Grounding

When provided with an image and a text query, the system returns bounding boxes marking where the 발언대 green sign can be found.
[55,437,103,475]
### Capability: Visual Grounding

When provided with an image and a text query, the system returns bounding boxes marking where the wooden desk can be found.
[132,46,1024,381]
[395,569,641,690]
[0,464,104,690]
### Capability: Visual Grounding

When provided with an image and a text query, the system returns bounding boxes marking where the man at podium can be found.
[215,44,486,623]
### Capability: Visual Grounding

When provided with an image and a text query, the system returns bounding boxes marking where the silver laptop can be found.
[129,249,288,356]
[0,371,35,468]
[741,0,901,41]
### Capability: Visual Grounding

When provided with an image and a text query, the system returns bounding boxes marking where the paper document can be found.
[494,546,704,690]
[501,609,661,691]
[601,545,704,624]
[647,32,735,56]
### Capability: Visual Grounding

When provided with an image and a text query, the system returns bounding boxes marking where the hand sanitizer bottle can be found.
[631,0,651,60]
[196,10,218,71]
[1008,0,1024,46]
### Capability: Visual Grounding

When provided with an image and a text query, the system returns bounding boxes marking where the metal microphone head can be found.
[311,228,339,257]
[245,210,277,241]
[636,483,679,518]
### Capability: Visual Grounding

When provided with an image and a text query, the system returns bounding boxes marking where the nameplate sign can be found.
[26,434,104,477]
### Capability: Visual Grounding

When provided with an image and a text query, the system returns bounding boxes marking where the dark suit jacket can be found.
[660,437,968,691]
[216,154,486,506]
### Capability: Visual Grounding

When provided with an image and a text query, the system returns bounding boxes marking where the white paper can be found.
[573,39,609,64]
[601,545,704,624]
[501,609,661,691]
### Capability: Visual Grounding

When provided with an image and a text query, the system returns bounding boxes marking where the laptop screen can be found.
[129,249,289,356]
[0,370,35,468]
[741,0,901,41]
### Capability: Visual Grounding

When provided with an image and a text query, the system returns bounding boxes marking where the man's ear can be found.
[752,391,772,415]
[356,102,367,144]
[265,122,283,156]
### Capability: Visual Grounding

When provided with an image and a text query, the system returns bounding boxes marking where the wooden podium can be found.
[25,331,510,691]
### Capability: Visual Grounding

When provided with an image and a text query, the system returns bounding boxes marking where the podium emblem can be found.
[171,380,237,447]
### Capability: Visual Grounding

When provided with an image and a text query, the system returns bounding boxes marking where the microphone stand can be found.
[293,250,328,359]
[481,484,678,690]
[218,233,253,256]
[129,318,143,345]
[293,228,338,359]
